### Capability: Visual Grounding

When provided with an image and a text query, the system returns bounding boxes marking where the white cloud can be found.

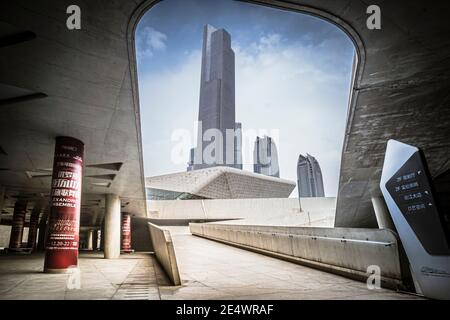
[136,27,168,59]
[139,32,354,197]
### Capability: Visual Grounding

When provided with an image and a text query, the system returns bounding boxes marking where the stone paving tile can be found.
[0,252,162,300]
[163,226,424,300]
[0,228,426,300]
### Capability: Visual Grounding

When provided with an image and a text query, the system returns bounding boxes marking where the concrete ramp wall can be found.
[189,223,405,289]
[148,223,181,285]
[148,197,336,227]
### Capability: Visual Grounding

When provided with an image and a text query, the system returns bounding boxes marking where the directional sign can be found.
[380,139,450,300]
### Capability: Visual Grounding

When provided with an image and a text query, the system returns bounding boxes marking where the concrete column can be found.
[96,229,102,250]
[104,194,121,259]
[9,201,27,250]
[37,213,48,251]
[27,206,40,250]
[92,230,98,250]
[121,213,132,253]
[0,186,5,223]
[44,136,84,273]
[371,196,396,230]
[87,229,94,250]
[100,222,105,250]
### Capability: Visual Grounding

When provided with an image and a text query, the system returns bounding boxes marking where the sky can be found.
[136,0,355,197]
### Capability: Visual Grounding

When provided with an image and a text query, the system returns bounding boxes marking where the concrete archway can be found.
[128,0,450,228]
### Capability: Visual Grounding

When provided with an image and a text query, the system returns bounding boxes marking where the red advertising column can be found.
[44,136,84,273]
[27,207,40,250]
[121,213,132,253]
[8,201,27,250]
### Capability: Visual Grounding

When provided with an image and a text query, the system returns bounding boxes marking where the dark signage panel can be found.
[385,150,450,255]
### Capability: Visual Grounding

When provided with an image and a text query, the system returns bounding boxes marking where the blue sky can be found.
[136,0,355,197]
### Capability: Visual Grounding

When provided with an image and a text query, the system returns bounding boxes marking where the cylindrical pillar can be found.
[44,136,84,273]
[371,196,396,230]
[9,201,27,250]
[104,194,121,259]
[87,229,94,250]
[92,230,98,250]
[121,213,132,253]
[37,213,48,252]
[0,186,5,223]
[27,206,41,250]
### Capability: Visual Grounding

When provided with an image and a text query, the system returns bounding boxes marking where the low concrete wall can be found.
[190,223,405,289]
[148,197,336,227]
[0,225,29,249]
[0,225,11,248]
[131,217,153,252]
[148,222,181,285]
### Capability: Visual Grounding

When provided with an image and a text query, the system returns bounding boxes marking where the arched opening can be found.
[130,0,362,223]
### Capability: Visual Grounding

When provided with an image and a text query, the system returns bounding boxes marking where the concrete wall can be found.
[148,223,181,285]
[131,217,153,251]
[190,223,405,288]
[0,226,29,249]
[0,225,11,248]
[148,197,336,227]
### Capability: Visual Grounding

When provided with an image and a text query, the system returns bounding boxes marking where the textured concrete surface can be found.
[148,197,335,227]
[160,226,422,300]
[146,166,295,199]
[189,223,404,287]
[0,230,424,299]
[148,223,181,285]
[1,0,449,232]
[0,252,167,300]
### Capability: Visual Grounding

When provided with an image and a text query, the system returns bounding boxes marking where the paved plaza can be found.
[0,227,422,300]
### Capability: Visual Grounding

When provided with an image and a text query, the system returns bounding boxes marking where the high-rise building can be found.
[188,24,242,171]
[253,136,280,178]
[234,122,242,170]
[187,147,195,171]
[297,153,325,197]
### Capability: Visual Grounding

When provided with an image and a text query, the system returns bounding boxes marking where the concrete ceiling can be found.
[0,0,449,229]
[0,0,146,225]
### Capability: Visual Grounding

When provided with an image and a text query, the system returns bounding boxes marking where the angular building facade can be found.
[253,136,280,178]
[297,154,325,197]
[189,24,242,170]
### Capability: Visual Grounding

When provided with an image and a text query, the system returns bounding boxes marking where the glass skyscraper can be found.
[188,24,242,170]
[297,153,325,197]
[253,136,280,178]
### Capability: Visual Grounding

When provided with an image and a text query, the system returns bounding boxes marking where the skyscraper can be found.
[297,153,325,197]
[253,136,280,178]
[187,147,195,171]
[189,24,242,171]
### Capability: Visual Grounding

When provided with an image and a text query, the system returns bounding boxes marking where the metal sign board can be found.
[380,139,450,299]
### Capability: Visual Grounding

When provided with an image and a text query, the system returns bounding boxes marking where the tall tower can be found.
[297,153,325,197]
[253,136,280,178]
[190,24,241,170]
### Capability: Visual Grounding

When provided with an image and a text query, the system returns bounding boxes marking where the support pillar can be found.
[87,229,94,250]
[121,213,132,253]
[44,136,84,273]
[371,196,396,230]
[0,186,5,223]
[97,228,102,250]
[27,206,40,250]
[37,213,48,252]
[104,194,121,259]
[92,230,98,250]
[8,201,27,250]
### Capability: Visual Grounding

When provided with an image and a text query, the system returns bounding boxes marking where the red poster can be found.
[44,136,84,272]
[121,213,132,252]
